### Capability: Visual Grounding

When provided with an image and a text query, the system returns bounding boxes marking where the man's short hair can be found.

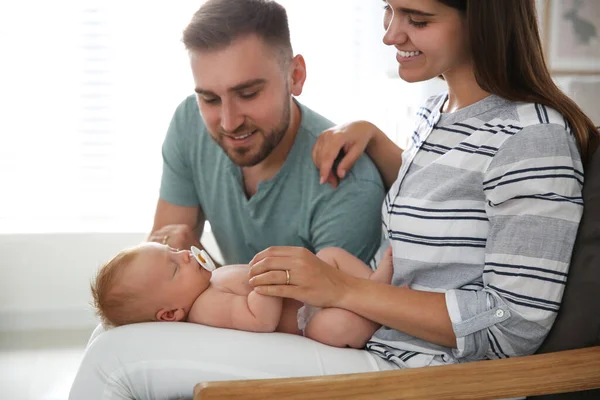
[183,0,293,64]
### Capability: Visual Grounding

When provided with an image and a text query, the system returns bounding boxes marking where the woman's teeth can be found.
[398,50,422,58]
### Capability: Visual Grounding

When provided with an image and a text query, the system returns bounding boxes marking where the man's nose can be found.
[220,101,244,133]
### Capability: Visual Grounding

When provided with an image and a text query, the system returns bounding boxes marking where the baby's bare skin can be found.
[188,264,303,334]
[186,246,393,346]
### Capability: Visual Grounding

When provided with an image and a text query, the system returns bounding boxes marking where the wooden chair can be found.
[195,141,600,400]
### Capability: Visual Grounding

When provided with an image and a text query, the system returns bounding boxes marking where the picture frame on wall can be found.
[544,0,600,75]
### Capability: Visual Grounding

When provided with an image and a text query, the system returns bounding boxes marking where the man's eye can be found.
[239,91,258,99]
[202,97,219,104]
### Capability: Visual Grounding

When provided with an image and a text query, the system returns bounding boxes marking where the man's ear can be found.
[289,54,307,97]
[156,308,186,322]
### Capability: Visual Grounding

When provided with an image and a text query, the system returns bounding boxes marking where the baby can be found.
[91,243,393,348]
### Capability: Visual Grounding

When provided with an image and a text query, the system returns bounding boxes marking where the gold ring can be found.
[162,235,169,245]
[285,270,290,285]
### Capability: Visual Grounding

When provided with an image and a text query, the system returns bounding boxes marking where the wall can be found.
[537,0,600,125]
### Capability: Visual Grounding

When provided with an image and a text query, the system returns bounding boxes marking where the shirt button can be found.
[496,309,505,318]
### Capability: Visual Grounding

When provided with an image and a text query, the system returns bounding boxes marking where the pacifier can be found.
[191,246,217,272]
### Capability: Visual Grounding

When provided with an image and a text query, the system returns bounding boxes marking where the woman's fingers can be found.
[248,269,289,287]
[313,131,347,185]
[253,284,299,299]
[313,121,376,187]
[248,255,297,280]
[325,173,339,189]
[336,144,363,180]
[249,246,308,267]
[249,248,351,308]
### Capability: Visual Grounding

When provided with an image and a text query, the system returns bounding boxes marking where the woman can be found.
[249,0,598,367]
[69,1,597,399]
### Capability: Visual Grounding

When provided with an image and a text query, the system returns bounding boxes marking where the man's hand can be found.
[148,224,201,250]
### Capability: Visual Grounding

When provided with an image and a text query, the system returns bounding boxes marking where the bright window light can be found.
[0,0,413,234]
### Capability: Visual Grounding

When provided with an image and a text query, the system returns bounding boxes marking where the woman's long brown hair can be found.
[439,0,598,166]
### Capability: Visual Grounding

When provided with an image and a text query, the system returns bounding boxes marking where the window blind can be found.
[0,0,405,234]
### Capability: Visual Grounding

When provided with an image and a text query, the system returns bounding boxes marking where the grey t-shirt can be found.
[159,95,385,265]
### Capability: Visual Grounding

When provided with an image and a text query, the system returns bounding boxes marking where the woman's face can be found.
[382,0,471,83]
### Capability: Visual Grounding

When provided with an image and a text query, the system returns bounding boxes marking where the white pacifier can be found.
[191,246,216,272]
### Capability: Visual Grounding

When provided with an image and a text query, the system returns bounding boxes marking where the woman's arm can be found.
[248,247,457,348]
[364,124,404,189]
[341,278,457,348]
[313,121,403,190]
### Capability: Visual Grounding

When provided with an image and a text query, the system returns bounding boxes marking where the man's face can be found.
[190,35,292,167]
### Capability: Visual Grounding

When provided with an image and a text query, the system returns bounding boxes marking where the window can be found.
[0,0,418,234]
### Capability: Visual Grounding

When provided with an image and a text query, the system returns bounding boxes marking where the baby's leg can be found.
[303,247,394,348]
[303,307,379,349]
[371,246,394,284]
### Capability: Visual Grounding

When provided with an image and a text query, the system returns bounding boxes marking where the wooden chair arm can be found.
[194,346,600,400]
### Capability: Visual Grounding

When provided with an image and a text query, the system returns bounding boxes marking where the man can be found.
[146,0,384,266]
[69,2,385,398]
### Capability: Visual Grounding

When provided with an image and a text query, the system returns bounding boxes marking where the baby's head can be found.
[91,242,212,327]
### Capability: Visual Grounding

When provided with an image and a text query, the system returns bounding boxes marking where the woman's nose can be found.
[383,15,408,46]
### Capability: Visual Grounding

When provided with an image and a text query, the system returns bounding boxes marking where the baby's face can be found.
[125,243,212,319]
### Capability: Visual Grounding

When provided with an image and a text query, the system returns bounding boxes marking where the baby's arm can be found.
[188,265,283,333]
[233,290,283,332]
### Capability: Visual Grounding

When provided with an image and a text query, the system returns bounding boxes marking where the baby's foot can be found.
[372,247,393,284]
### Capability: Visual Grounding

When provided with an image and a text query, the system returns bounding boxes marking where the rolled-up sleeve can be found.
[446,123,584,361]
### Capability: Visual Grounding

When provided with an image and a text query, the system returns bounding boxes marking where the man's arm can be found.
[150,96,215,255]
[151,199,204,236]
[147,199,203,247]
[147,199,222,267]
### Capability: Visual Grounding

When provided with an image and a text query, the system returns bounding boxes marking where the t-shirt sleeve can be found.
[310,176,385,265]
[159,99,200,207]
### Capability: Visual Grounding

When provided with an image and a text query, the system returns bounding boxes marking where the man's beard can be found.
[217,96,291,167]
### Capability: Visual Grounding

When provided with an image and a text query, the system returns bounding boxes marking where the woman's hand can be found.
[312,121,379,188]
[248,247,353,308]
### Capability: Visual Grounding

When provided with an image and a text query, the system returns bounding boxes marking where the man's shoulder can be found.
[297,101,336,138]
[296,101,383,188]
[167,94,220,157]
[170,94,210,138]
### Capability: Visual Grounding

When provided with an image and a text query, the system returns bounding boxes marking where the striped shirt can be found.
[366,93,584,368]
